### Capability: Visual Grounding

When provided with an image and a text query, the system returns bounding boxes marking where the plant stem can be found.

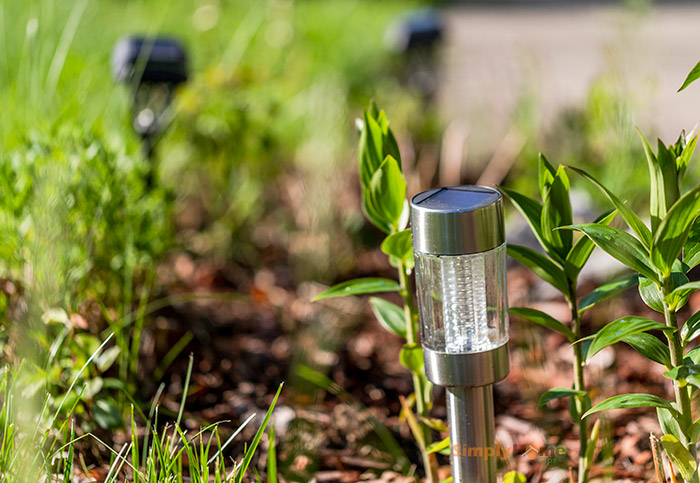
[398,259,438,483]
[661,285,692,450]
[568,287,589,483]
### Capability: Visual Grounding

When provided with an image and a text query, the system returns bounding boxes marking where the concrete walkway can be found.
[438,4,700,161]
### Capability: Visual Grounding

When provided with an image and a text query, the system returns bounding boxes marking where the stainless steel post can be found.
[410,186,511,483]
[447,386,496,482]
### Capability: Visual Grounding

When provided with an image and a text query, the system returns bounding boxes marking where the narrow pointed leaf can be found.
[507,244,568,294]
[583,394,677,419]
[567,224,658,283]
[499,186,558,261]
[509,307,574,341]
[623,333,672,368]
[651,184,700,277]
[313,278,400,301]
[681,310,700,344]
[660,435,697,482]
[579,273,638,313]
[566,166,651,248]
[679,59,700,92]
[587,316,672,360]
[565,209,617,280]
[541,165,573,256]
[537,387,585,408]
[638,276,665,313]
[369,297,407,339]
[638,129,667,231]
[683,217,700,270]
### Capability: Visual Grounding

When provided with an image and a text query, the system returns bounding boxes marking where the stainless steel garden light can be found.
[410,186,509,483]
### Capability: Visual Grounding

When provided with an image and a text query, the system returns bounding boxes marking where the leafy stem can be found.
[568,282,590,483]
[398,257,438,483]
[661,280,693,448]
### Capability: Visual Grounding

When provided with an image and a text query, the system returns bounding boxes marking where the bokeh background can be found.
[2,0,700,481]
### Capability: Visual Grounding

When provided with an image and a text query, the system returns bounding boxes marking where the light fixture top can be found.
[410,186,504,255]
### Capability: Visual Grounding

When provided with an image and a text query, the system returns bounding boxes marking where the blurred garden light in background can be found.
[411,186,510,483]
[112,36,188,178]
[385,8,443,101]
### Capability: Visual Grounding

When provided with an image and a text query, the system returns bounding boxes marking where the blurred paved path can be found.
[438,4,700,160]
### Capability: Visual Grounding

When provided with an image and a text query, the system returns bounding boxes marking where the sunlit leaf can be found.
[566,224,658,283]
[587,316,672,360]
[660,435,697,482]
[381,229,412,263]
[579,273,637,313]
[583,393,677,419]
[369,297,407,339]
[566,166,652,249]
[678,59,700,92]
[509,307,574,342]
[313,278,400,301]
[537,387,585,408]
[651,184,700,277]
[682,310,700,344]
[623,333,671,368]
[507,244,568,294]
[565,209,617,280]
[399,343,424,373]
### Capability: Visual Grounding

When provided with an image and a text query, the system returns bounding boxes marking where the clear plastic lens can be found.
[415,244,508,353]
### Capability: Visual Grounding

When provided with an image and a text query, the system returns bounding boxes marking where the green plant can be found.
[561,128,700,482]
[314,104,439,483]
[503,155,632,482]
[0,348,283,482]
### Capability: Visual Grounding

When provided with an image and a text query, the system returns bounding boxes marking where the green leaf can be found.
[426,437,451,455]
[538,153,557,200]
[500,186,560,262]
[639,130,668,232]
[367,156,406,230]
[381,229,412,263]
[369,297,407,339]
[651,184,700,277]
[587,316,672,360]
[679,59,700,92]
[565,209,617,280]
[541,165,573,257]
[313,278,400,301]
[658,407,684,442]
[665,281,700,310]
[676,132,698,181]
[358,111,382,189]
[362,189,392,234]
[567,224,658,283]
[623,333,672,368]
[660,435,698,482]
[682,310,700,344]
[683,217,700,270]
[509,307,574,342]
[638,276,665,313]
[579,273,638,313]
[506,244,568,294]
[567,166,652,249]
[502,471,527,483]
[583,393,677,419]
[93,398,123,430]
[665,364,700,390]
[399,343,424,373]
[537,387,585,408]
[583,419,600,470]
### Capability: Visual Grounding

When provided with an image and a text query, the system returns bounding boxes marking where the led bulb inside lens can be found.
[415,244,508,354]
[442,255,488,353]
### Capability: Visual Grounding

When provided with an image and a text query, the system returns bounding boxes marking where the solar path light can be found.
[384,8,443,101]
[410,186,509,483]
[112,36,188,170]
